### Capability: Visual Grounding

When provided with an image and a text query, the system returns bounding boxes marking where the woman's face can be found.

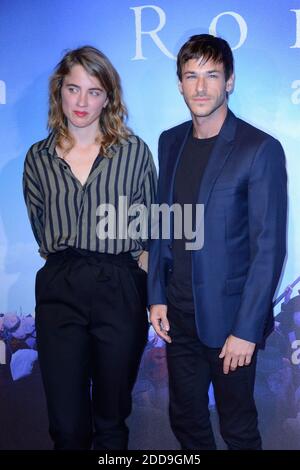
[61,64,108,132]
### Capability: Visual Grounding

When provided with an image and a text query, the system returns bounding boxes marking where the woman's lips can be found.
[74,111,88,117]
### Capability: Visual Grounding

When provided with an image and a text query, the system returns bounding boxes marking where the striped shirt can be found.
[23,132,157,258]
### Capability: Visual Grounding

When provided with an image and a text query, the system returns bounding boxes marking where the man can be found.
[148,34,287,450]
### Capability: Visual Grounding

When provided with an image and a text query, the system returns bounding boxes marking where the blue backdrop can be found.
[0,0,300,449]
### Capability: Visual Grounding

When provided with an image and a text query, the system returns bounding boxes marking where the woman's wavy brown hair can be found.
[48,46,131,156]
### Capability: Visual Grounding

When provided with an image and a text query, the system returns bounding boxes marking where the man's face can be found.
[178,57,234,121]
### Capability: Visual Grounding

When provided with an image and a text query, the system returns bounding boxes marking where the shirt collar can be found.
[37,132,134,158]
[38,132,57,156]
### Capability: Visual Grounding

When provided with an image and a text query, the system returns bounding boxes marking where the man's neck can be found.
[192,105,228,139]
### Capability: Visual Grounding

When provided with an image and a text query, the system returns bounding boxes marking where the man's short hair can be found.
[177,34,234,81]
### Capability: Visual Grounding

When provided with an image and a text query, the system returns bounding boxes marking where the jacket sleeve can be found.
[231,137,287,343]
[147,133,168,305]
[23,148,44,248]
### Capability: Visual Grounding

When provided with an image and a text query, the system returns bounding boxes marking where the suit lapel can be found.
[197,109,238,210]
[166,121,192,205]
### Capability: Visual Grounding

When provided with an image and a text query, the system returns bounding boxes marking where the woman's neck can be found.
[68,122,101,148]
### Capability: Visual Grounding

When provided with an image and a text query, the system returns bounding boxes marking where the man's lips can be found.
[74,111,89,117]
[193,97,210,102]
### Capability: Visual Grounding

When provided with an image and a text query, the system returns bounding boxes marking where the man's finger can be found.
[245,354,253,365]
[238,355,246,367]
[159,329,172,343]
[151,317,162,333]
[219,345,226,359]
[156,327,172,343]
[161,318,170,332]
[230,357,238,371]
[223,356,231,374]
[151,317,171,343]
[219,338,228,359]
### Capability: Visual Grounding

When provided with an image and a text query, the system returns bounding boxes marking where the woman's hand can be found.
[138,250,148,272]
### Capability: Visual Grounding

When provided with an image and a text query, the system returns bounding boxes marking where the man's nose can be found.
[196,77,206,94]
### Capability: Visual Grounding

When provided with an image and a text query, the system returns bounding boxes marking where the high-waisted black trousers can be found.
[35,248,149,450]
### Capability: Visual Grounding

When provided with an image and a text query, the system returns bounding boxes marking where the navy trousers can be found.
[166,303,262,450]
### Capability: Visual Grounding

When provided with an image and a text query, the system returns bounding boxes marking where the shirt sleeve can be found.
[141,145,158,251]
[23,148,44,248]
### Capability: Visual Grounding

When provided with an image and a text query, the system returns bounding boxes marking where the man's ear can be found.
[226,73,235,94]
[178,80,183,95]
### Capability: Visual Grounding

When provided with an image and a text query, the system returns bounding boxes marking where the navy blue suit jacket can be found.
[148,110,287,347]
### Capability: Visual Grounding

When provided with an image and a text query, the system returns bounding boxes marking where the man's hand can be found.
[149,304,171,343]
[219,334,256,374]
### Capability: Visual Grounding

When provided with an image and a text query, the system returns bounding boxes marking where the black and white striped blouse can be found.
[23,132,157,258]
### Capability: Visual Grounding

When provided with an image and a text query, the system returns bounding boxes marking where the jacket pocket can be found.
[225,275,247,295]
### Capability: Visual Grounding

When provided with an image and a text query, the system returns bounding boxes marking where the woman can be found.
[23,46,157,450]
